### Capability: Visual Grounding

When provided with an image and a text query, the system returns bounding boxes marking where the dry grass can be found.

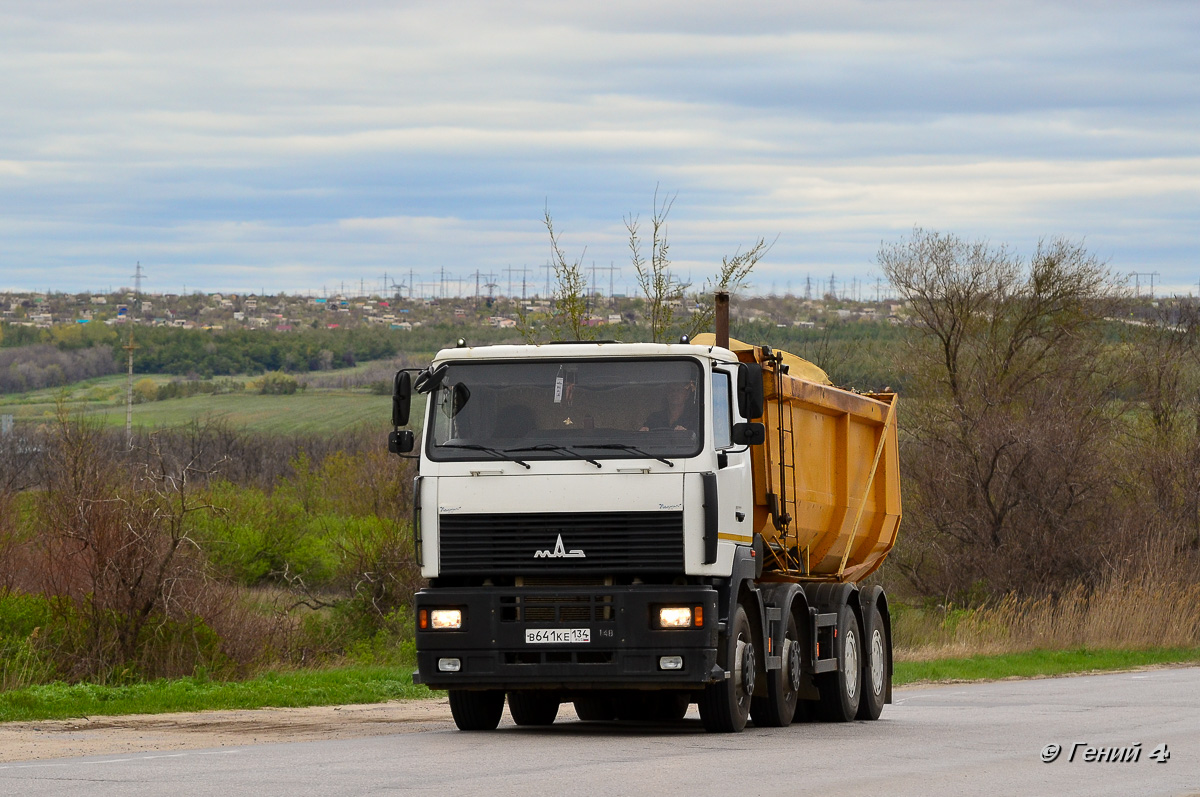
[894,543,1200,661]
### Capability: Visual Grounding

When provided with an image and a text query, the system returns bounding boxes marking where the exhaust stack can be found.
[714,290,730,349]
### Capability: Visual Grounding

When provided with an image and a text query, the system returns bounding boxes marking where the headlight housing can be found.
[420,608,464,630]
[657,607,694,628]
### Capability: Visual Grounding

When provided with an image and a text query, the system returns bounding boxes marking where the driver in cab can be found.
[640,381,695,431]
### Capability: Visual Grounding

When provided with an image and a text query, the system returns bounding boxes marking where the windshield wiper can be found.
[505,444,602,468]
[438,443,530,469]
[572,443,674,467]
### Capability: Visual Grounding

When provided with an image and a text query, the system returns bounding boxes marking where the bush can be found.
[0,410,421,685]
[256,371,299,395]
[133,378,158,403]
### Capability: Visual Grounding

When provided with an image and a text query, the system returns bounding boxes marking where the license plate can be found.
[525,628,590,644]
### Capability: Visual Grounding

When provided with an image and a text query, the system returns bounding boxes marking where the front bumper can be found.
[415,585,719,691]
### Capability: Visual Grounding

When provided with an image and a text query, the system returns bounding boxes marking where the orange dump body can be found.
[699,335,902,583]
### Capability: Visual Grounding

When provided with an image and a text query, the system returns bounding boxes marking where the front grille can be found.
[501,592,614,623]
[438,511,684,575]
[504,651,615,665]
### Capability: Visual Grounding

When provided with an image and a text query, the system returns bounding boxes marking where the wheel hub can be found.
[786,639,803,693]
[844,629,859,700]
[870,629,885,695]
[736,639,756,701]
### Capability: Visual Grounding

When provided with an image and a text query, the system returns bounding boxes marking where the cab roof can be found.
[432,341,740,364]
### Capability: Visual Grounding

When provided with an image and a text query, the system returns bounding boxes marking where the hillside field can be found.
[0,374,425,435]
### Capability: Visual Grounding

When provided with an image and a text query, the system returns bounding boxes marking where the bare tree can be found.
[879,229,1126,598]
[626,189,767,342]
[541,207,596,342]
[1123,298,1200,551]
[626,190,683,342]
[35,408,221,679]
[529,191,770,344]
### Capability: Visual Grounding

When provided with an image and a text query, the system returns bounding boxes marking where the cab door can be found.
[711,367,754,552]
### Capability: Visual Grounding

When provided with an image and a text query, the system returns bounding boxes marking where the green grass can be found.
[0,666,436,723]
[3,647,1198,723]
[96,391,392,434]
[894,646,1200,686]
[1,390,426,435]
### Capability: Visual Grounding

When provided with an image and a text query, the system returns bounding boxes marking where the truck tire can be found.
[751,613,801,727]
[700,604,756,733]
[507,691,560,726]
[653,692,691,722]
[611,690,688,722]
[448,689,505,731]
[817,604,862,722]
[573,694,616,721]
[856,603,890,721]
[792,698,819,723]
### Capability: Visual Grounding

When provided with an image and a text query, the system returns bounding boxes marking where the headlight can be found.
[424,608,463,630]
[657,607,693,628]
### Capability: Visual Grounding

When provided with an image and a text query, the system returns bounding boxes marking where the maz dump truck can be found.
[387,298,901,732]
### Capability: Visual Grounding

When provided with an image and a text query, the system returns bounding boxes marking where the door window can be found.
[711,371,732,449]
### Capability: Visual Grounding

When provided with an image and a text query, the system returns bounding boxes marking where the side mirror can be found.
[737,363,765,419]
[731,422,766,446]
[388,429,415,455]
[414,363,449,394]
[392,370,412,427]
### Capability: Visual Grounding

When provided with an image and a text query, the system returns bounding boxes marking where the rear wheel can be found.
[611,691,688,722]
[817,604,862,722]
[856,603,890,721]
[448,689,505,731]
[699,604,756,733]
[573,694,616,722]
[507,691,560,726]
[751,613,801,727]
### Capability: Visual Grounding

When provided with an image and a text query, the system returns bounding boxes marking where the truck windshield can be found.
[427,358,703,462]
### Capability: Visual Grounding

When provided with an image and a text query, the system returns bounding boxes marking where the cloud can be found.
[0,1,1197,294]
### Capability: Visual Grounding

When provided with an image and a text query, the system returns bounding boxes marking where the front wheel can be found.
[507,691,560,726]
[448,689,505,731]
[816,604,862,722]
[700,604,756,733]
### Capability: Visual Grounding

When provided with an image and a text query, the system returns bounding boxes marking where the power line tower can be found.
[387,277,407,300]
[1131,272,1161,299]
[593,262,621,301]
[504,266,531,301]
[123,326,139,446]
[124,262,146,445]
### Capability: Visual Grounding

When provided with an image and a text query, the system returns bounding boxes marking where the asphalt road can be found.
[1,668,1197,797]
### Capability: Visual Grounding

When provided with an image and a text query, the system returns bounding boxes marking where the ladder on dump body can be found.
[764,348,804,576]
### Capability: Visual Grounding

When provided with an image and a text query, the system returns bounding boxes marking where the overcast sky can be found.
[2,1,1198,297]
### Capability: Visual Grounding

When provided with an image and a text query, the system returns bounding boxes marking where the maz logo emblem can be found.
[534,534,585,559]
